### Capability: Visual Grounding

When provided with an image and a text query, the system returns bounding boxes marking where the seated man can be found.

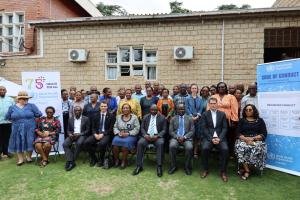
[201,97,229,182]
[84,101,116,168]
[132,104,167,177]
[63,106,90,171]
[168,103,194,175]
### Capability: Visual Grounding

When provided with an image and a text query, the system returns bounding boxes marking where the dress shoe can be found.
[89,159,97,167]
[220,172,228,182]
[132,166,143,175]
[168,166,177,175]
[66,162,76,171]
[184,168,192,176]
[201,171,209,178]
[157,166,163,177]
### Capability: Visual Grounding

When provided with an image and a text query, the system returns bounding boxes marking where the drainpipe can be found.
[221,19,225,82]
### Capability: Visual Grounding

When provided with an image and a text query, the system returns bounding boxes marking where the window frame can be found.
[105,47,157,81]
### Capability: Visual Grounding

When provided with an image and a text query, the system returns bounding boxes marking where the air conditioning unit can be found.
[68,49,88,62]
[174,46,193,60]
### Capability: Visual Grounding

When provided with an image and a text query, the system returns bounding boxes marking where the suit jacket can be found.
[202,110,227,142]
[185,96,204,117]
[91,112,116,136]
[67,115,90,136]
[141,113,167,138]
[169,114,194,140]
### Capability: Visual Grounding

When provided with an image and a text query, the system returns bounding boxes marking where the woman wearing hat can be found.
[5,91,42,165]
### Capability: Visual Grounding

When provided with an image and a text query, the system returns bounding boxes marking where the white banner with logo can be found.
[22,72,64,153]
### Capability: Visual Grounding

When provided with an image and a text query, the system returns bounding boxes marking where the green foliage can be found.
[96,2,128,16]
[170,1,191,14]
[218,4,251,10]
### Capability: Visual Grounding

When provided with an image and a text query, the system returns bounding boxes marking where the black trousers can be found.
[63,136,86,162]
[83,135,111,162]
[136,137,164,167]
[0,123,11,155]
[201,140,229,173]
[63,113,69,139]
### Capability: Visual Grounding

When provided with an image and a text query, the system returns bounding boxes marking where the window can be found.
[120,66,130,76]
[107,52,117,63]
[147,65,157,80]
[105,47,157,80]
[133,48,143,62]
[0,12,25,53]
[8,15,13,24]
[18,15,24,23]
[8,27,13,35]
[107,66,117,80]
[120,48,130,62]
[133,65,143,76]
[8,39,13,52]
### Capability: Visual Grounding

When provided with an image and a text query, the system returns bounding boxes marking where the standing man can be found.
[228,84,237,95]
[240,83,258,117]
[61,89,72,139]
[84,102,115,168]
[168,103,194,175]
[0,86,15,159]
[63,106,90,171]
[173,84,190,110]
[172,85,180,99]
[201,97,229,182]
[132,84,145,103]
[133,105,167,177]
[153,82,160,97]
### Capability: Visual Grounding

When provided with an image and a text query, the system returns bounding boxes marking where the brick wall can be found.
[1,15,300,93]
[0,0,91,55]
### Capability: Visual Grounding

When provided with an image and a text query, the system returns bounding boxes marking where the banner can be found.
[257,59,300,176]
[22,72,64,153]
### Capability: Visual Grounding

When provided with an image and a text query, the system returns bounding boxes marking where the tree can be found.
[96,2,128,16]
[217,4,251,10]
[170,1,191,14]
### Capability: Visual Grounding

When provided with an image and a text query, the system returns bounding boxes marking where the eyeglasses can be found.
[245,109,253,112]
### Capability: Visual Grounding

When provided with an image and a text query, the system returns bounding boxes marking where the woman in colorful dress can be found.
[34,106,61,167]
[157,88,174,122]
[5,91,42,165]
[117,89,142,120]
[235,104,267,180]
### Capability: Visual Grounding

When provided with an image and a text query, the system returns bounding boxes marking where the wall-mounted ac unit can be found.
[174,46,193,60]
[68,49,88,62]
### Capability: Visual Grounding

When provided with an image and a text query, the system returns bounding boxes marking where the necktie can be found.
[99,114,104,132]
[148,116,156,137]
[178,116,184,136]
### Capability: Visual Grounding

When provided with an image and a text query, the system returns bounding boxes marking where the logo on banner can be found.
[24,76,46,90]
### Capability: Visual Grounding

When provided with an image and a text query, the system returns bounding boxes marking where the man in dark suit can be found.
[132,104,167,177]
[201,97,229,182]
[63,106,90,171]
[84,101,116,167]
[168,103,195,175]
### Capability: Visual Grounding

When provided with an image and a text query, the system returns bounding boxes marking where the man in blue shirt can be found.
[0,86,15,159]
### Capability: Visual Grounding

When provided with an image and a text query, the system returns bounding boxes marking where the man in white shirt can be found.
[201,97,229,182]
[63,106,90,171]
[240,83,258,117]
[133,105,167,177]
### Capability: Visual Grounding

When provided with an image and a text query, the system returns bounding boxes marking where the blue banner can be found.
[257,58,300,176]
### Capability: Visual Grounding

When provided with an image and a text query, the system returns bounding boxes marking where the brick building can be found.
[1,3,300,92]
[0,0,101,56]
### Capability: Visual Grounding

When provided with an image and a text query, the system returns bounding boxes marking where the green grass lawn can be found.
[0,154,299,200]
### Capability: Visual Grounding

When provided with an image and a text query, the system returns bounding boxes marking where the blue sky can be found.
[91,0,276,14]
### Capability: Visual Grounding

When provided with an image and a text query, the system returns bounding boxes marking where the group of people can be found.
[0,80,267,182]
